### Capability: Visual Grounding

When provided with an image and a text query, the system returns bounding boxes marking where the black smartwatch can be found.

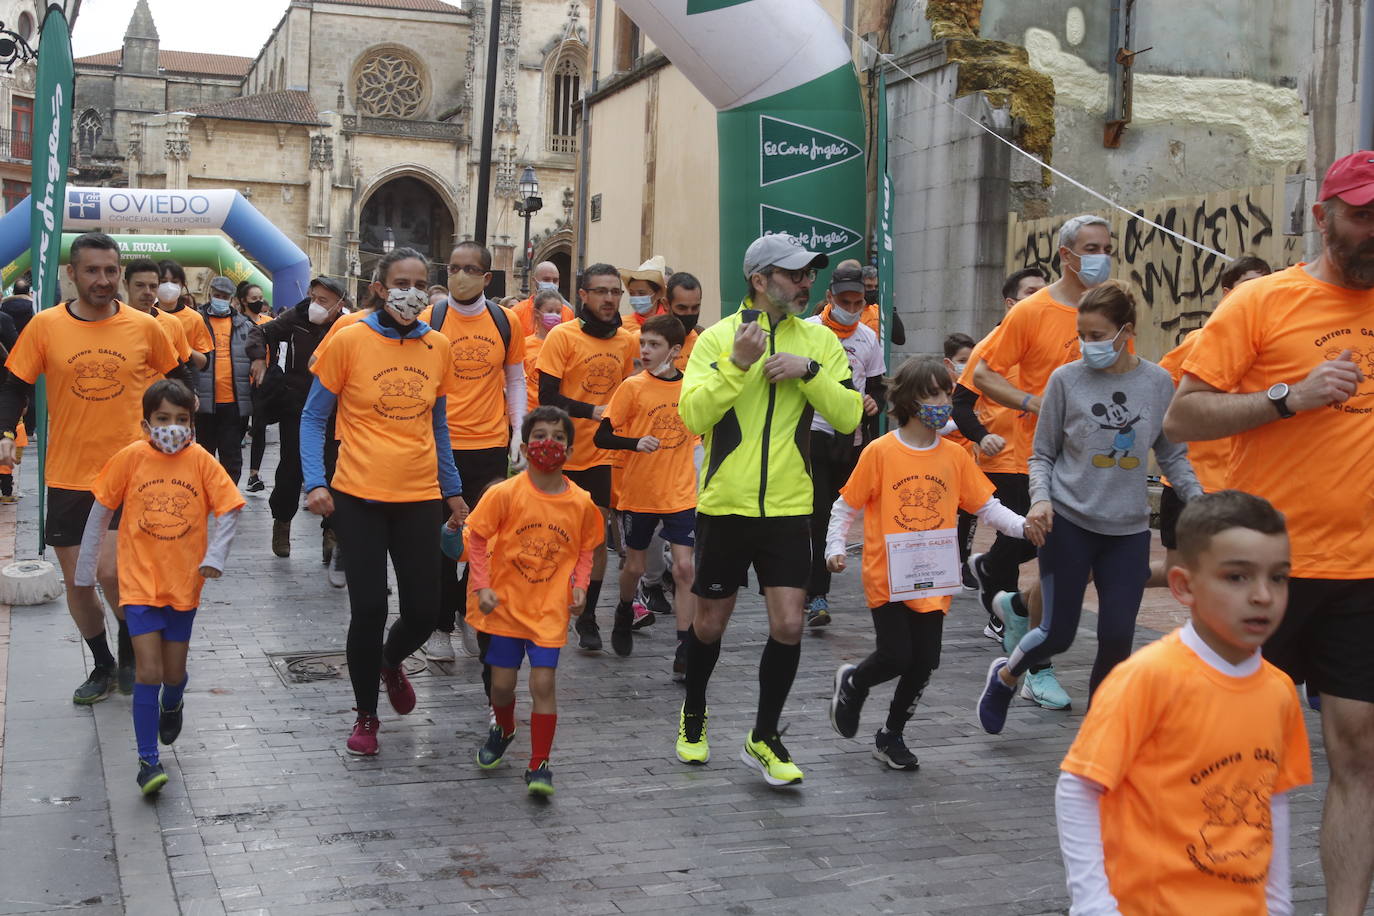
[802,359,821,382]
[1267,382,1295,419]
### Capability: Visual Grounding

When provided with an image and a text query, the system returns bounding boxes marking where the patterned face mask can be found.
[525,437,567,472]
[149,424,193,455]
[916,403,953,431]
[384,286,428,323]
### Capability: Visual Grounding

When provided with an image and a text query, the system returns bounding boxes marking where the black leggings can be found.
[807,429,856,597]
[983,472,1037,593]
[247,413,269,472]
[196,402,244,484]
[438,447,508,632]
[849,604,943,734]
[332,490,443,715]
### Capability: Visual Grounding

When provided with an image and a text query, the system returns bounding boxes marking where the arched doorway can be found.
[533,232,575,300]
[359,176,454,287]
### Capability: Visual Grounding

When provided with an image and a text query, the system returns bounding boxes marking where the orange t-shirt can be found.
[1182,265,1374,577]
[464,473,604,647]
[513,296,575,336]
[419,303,525,448]
[523,333,544,413]
[602,371,696,514]
[626,325,698,372]
[92,441,246,610]
[839,431,996,612]
[1158,328,1231,493]
[164,305,214,356]
[6,303,179,490]
[252,311,272,326]
[312,308,370,362]
[311,321,454,503]
[209,316,234,404]
[1061,630,1311,915]
[958,327,1028,475]
[150,309,191,364]
[536,322,636,472]
[860,303,881,337]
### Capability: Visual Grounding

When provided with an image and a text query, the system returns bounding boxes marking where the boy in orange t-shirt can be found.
[825,358,1032,770]
[466,406,604,797]
[594,315,697,665]
[1056,490,1311,914]
[75,380,246,796]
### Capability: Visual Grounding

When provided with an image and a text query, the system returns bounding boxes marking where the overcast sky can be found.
[70,0,290,58]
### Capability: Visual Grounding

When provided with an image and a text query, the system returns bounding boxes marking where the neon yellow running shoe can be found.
[676,704,709,764]
[741,730,803,786]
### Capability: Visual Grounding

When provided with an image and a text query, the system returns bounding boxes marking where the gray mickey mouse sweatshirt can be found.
[1029,358,1202,536]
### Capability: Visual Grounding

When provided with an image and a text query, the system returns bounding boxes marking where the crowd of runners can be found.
[4,150,1374,913]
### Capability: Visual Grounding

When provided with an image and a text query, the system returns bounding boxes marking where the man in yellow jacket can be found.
[674,233,863,786]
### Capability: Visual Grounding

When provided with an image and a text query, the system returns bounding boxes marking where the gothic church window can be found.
[77,109,102,153]
[354,48,428,119]
[549,58,580,154]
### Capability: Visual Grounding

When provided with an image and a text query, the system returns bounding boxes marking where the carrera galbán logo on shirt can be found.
[580,353,621,396]
[451,334,499,382]
[513,521,571,584]
[1315,326,1374,404]
[1184,747,1281,885]
[891,473,948,532]
[68,348,128,401]
[647,402,688,449]
[137,477,199,540]
[371,365,431,420]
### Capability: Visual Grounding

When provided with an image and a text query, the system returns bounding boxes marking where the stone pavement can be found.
[0,441,1336,914]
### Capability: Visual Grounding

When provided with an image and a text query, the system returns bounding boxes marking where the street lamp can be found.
[382,226,395,254]
[513,165,543,294]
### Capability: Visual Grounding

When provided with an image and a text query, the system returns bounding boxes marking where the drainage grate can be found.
[265,651,430,687]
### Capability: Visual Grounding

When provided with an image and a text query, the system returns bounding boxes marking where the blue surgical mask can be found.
[916,402,953,430]
[830,306,862,326]
[208,297,232,317]
[629,294,655,315]
[1073,253,1112,288]
[537,281,558,292]
[1081,328,1124,369]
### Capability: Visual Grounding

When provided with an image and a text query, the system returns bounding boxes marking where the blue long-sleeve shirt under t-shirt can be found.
[300,313,461,500]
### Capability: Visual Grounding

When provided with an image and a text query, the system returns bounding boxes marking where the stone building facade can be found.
[74,0,590,302]
[0,0,54,216]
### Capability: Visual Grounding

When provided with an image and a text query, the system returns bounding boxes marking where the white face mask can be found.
[148,424,193,455]
[156,282,181,304]
[950,361,966,377]
[308,302,332,325]
[830,305,862,326]
[536,281,558,292]
[384,286,427,323]
[629,294,655,315]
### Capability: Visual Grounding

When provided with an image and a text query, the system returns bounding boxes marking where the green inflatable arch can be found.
[3,233,274,303]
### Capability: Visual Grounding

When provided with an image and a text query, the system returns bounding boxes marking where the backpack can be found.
[430,298,513,358]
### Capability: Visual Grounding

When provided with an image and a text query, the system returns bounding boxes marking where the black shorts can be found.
[453,447,509,502]
[46,487,121,548]
[1158,484,1183,550]
[565,465,612,509]
[692,513,810,599]
[1264,577,1374,702]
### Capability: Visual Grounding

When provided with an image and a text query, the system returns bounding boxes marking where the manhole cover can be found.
[266,651,429,687]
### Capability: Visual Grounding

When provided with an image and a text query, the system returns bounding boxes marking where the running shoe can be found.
[137,759,169,796]
[961,562,978,590]
[73,666,116,705]
[828,663,865,739]
[675,704,709,764]
[640,583,671,617]
[346,712,380,756]
[272,519,291,558]
[982,613,1005,642]
[806,595,831,628]
[1021,668,1071,710]
[873,729,919,770]
[977,658,1015,735]
[380,664,416,715]
[741,730,803,786]
[612,601,634,657]
[456,615,479,657]
[631,600,655,630]
[477,723,517,769]
[424,631,456,662]
[159,702,184,745]
[995,591,1029,654]
[575,614,602,652]
[328,546,347,589]
[246,474,265,494]
[524,761,555,797]
[966,552,995,616]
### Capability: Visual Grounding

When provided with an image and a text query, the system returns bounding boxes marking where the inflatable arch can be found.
[614,0,866,311]
[0,186,309,306]
[3,233,273,301]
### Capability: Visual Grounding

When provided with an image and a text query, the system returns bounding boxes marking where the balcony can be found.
[0,128,32,162]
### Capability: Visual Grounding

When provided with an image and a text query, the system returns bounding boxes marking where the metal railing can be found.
[0,128,32,161]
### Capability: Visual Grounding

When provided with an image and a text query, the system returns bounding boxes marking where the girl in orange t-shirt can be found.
[467,406,603,797]
[75,379,246,797]
[823,358,1033,770]
[523,289,565,413]
[300,248,468,758]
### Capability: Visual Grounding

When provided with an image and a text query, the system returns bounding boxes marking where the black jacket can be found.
[247,297,339,408]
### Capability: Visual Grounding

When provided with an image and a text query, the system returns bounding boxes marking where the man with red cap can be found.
[1166,150,1374,916]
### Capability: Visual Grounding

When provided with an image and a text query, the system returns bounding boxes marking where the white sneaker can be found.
[424,630,455,662]
[328,546,347,589]
[457,615,480,657]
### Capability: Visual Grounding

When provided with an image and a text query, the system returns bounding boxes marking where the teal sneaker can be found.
[1021,667,1071,710]
[995,591,1029,654]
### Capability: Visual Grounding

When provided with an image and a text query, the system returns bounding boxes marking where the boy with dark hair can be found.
[466,405,604,796]
[1056,489,1310,913]
[594,314,697,666]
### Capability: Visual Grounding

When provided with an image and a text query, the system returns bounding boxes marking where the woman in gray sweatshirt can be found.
[978,280,1202,734]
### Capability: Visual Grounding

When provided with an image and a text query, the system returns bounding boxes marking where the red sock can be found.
[494,702,516,737]
[529,712,556,769]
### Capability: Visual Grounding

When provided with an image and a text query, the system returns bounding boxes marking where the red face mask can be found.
[526,437,567,472]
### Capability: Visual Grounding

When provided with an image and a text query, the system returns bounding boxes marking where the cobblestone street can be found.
[0,443,1335,914]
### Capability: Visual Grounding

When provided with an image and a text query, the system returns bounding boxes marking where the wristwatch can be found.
[1267,382,1295,419]
[802,359,821,382]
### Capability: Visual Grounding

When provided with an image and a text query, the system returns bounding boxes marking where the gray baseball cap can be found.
[310,275,348,300]
[209,276,236,297]
[829,264,865,294]
[742,233,828,279]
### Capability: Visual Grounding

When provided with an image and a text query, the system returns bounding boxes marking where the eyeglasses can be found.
[584,286,624,298]
[769,267,816,284]
[447,264,488,276]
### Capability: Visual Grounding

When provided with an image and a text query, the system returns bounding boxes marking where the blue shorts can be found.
[483,634,560,669]
[621,508,696,551]
[125,605,197,643]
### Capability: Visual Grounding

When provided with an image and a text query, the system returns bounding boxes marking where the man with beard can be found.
[1165,151,1374,916]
